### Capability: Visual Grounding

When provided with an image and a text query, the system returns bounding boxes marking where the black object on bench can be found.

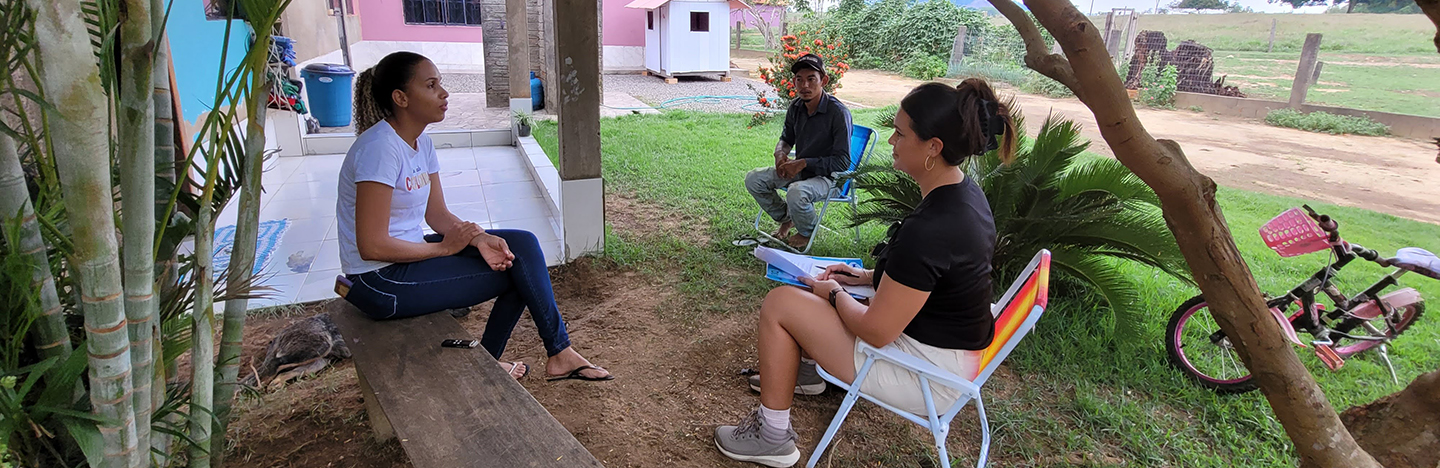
[330,301,603,468]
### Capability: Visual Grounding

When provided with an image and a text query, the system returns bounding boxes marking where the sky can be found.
[1068,0,1335,14]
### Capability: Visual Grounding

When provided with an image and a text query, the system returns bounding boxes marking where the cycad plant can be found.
[847,113,1191,335]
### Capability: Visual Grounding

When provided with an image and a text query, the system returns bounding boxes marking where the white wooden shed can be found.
[624,0,750,83]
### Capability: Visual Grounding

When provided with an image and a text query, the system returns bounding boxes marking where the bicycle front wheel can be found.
[1165,295,1258,394]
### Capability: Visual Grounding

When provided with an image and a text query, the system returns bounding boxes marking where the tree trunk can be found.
[992,0,1382,466]
[212,48,271,467]
[0,134,72,363]
[118,0,158,460]
[25,1,140,466]
[1339,370,1440,468]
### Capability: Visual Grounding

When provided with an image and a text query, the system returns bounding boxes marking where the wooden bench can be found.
[329,301,603,468]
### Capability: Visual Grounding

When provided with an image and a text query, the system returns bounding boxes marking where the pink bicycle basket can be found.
[1259,208,1329,257]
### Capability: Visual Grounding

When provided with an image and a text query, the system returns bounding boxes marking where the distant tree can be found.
[1349,0,1420,12]
[1171,0,1229,8]
[795,0,813,12]
[1268,0,1335,8]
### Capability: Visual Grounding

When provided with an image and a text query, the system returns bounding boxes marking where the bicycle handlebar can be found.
[1302,204,1340,237]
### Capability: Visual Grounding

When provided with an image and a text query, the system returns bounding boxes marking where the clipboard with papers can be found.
[752,246,875,300]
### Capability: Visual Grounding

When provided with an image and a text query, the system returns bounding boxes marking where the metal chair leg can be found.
[807,358,877,468]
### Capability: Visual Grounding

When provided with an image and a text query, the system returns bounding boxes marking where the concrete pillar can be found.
[1288,33,1322,109]
[508,0,532,119]
[553,0,603,259]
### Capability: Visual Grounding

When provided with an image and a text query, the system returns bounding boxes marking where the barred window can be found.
[402,0,483,25]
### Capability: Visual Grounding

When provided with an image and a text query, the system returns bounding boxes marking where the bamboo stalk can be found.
[118,0,158,462]
[189,171,220,468]
[149,0,177,459]
[0,134,71,362]
[212,54,270,468]
[24,1,139,465]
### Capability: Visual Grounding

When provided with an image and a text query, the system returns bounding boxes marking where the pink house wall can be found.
[603,0,646,46]
[357,0,485,43]
[355,0,645,46]
[731,4,782,31]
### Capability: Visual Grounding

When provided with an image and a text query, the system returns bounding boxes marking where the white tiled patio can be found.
[216,144,564,310]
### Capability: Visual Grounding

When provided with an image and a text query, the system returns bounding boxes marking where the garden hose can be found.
[600,94,782,113]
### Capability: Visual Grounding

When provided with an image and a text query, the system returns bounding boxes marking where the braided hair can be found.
[353,51,429,134]
[899,79,1017,166]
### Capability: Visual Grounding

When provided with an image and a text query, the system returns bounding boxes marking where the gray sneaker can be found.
[748,360,827,395]
[714,409,801,467]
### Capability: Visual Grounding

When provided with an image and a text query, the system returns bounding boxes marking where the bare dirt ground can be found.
[734,51,1440,225]
[227,195,1074,467]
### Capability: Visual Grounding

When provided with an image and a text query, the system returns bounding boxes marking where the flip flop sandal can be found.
[504,361,529,380]
[731,238,760,247]
[545,365,614,382]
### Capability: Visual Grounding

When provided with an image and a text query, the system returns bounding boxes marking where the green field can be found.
[1077,13,1440,117]
[1126,13,1437,55]
[1211,51,1440,117]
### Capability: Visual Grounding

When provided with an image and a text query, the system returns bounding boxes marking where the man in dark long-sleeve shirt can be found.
[744,54,853,249]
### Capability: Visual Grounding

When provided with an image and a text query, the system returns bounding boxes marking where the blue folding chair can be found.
[754,124,877,254]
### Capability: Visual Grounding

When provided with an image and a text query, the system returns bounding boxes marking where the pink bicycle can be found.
[1165,205,1440,394]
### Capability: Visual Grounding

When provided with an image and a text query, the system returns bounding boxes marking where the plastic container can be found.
[530,71,545,111]
[1259,207,1330,257]
[300,63,356,127]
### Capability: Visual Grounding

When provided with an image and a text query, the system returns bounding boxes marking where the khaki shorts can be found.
[853,334,983,415]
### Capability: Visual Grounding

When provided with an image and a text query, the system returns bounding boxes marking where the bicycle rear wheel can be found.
[1165,295,1259,394]
[1332,301,1424,356]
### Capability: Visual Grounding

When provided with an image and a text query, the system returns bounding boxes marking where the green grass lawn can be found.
[533,110,1440,466]
[1210,51,1440,118]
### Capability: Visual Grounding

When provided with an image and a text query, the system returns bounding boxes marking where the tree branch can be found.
[1418,0,1440,53]
[1006,0,1386,466]
[985,0,1079,92]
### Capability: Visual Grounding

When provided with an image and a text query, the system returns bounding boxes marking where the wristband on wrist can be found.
[828,288,842,308]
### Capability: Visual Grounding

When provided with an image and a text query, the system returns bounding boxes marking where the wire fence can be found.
[947,23,1248,99]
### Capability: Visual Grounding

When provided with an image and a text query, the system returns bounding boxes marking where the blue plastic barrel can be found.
[530,71,545,111]
[301,63,356,127]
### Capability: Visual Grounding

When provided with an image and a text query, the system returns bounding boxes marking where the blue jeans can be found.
[342,229,571,359]
[745,167,834,237]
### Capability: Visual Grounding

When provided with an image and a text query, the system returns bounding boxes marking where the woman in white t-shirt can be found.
[336,52,610,382]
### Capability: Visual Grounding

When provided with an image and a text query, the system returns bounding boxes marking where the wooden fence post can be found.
[1288,33,1323,108]
[1267,18,1277,53]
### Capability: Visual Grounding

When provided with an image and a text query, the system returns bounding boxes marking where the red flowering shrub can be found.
[755,29,848,112]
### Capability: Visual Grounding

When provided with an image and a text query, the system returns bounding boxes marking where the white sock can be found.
[758,405,792,444]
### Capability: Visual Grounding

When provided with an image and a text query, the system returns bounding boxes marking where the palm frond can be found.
[844,111,1189,340]
[1012,114,1087,189]
[1050,249,1148,341]
[1050,154,1161,208]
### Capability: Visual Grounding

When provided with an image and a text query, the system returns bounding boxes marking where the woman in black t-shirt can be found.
[714,79,1017,467]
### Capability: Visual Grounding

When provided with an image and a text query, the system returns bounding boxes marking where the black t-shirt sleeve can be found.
[880,220,948,292]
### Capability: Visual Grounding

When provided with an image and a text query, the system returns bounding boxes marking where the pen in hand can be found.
[816,265,859,278]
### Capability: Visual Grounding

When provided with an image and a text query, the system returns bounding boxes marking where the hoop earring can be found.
[925,156,936,171]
